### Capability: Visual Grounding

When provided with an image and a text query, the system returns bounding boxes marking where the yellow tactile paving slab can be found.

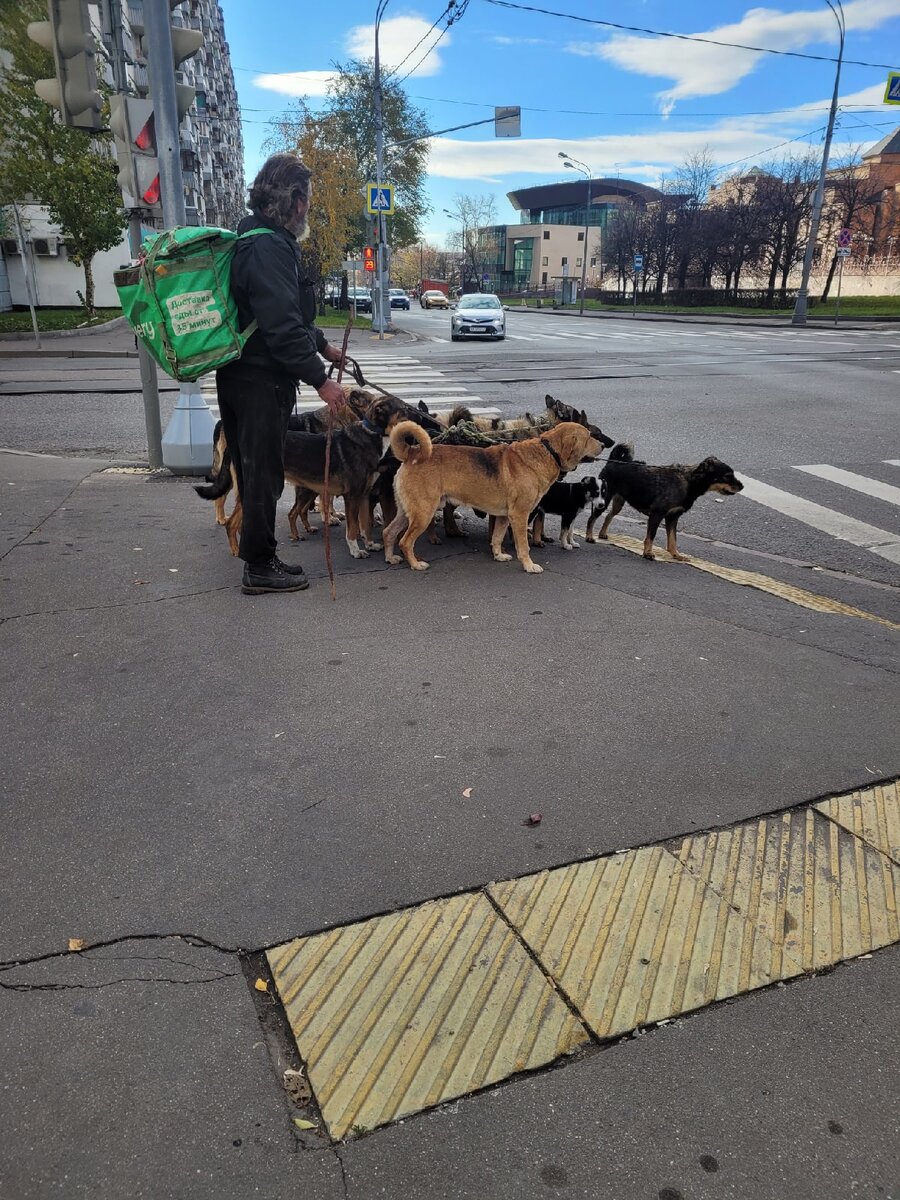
[671,808,900,973]
[266,892,589,1140]
[488,845,795,1040]
[815,781,900,865]
[595,531,900,631]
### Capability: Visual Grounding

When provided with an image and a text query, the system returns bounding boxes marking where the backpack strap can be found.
[234,226,278,343]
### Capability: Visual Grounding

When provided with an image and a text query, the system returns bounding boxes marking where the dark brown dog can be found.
[586,442,743,560]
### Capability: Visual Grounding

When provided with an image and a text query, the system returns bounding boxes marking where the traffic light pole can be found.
[144,0,187,228]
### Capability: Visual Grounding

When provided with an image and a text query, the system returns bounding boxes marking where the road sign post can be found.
[633,254,643,317]
[834,233,852,326]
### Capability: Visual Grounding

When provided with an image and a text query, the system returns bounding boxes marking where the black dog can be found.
[585,443,743,560]
[531,477,601,550]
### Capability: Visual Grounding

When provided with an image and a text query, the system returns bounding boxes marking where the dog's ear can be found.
[418,400,430,413]
[545,394,556,411]
[695,456,720,477]
[579,409,588,427]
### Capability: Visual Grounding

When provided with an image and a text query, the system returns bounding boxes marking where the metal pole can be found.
[579,175,589,316]
[792,0,845,326]
[834,254,844,326]
[127,210,163,467]
[633,270,637,317]
[144,0,187,228]
[11,203,41,350]
[372,2,390,338]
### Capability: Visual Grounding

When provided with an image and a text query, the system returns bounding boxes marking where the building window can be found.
[543,230,550,240]
[561,256,568,266]
[576,257,582,267]
[541,256,548,266]
[541,271,547,284]
[577,231,584,241]
[590,258,596,267]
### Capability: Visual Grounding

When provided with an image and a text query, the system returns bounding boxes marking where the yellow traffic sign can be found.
[885,72,900,104]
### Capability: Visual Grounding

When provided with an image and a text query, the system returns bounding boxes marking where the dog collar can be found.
[539,437,566,478]
[361,418,381,434]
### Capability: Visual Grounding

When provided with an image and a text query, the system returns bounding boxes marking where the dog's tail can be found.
[391,419,433,463]
[608,441,634,462]
[194,422,231,501]
[447,403,473,426]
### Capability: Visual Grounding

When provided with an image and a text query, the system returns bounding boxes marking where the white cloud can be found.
[253,70,335,98]
[345,13,451,77]
[490,35,553,46]
[568,0,900,113]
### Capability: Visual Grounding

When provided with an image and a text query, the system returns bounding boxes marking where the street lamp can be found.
[372,0,392,337]
[559,151,592,316]
[792,0,845,326]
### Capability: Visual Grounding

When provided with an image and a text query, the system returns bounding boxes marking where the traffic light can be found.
[109,96,161,209]
[128,4,202,125]
[363,246,376,273]
[26,0,103,131]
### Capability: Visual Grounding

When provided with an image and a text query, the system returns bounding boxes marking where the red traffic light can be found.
[363,246,376,272]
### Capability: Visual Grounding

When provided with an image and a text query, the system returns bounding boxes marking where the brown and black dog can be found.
[384,420,603,573]
[585,442,743,560]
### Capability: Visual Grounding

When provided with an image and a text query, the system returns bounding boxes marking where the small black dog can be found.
[531,477,601,550]
[586,443,743,560]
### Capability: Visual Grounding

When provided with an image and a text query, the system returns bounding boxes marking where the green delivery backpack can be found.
[113,225,273,382]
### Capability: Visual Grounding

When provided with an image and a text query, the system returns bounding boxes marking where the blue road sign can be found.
[633,254,644,273]
[885,72,900,104]
[366,183,394,214]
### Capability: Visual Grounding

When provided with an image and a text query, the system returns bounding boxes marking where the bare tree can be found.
[444,193,498,291]
[754,153,818,302]
[817,147,886,299]
[713,175,768,296]
[670,148,718,289]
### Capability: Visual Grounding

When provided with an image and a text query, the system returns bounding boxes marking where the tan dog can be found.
[383,420,602,573]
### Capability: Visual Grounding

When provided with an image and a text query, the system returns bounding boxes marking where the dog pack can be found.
[113,225,274,382]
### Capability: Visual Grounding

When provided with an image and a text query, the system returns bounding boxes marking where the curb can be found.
[505,306,900,331]
[0,314,128,342]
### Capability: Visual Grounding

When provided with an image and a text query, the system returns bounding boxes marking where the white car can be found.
[451,293,505,341]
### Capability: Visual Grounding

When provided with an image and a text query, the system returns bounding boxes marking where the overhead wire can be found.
[480,0,899,71]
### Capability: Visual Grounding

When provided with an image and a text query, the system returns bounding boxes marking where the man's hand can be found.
[317,378,346,412]
[322,343,345,367]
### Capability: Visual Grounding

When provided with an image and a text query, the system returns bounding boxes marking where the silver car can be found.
[451,293,505,341]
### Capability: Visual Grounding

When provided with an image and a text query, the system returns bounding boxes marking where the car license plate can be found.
[470,325,486,332]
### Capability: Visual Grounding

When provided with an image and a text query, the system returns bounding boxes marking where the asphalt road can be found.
[1,310,898,1199]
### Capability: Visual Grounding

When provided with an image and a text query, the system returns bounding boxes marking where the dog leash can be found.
[323,316,354,601]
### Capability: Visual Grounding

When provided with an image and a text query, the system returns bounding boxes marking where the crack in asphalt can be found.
[0,584,237,623]
[0,931,239,973]
[0,971,240,993]
[0,472,93,564]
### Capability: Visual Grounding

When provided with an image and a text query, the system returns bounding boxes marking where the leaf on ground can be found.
[254,977,269,993]
[68,937,87,951]
[522,813,542,826]
[462,787,473,798]
[293,1118,316,1130]
[283,1069,312,1104]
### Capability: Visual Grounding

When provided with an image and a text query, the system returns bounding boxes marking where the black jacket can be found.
[221,212,328,388]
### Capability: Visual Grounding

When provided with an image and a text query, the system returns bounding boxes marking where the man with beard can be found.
[216,153,347,594]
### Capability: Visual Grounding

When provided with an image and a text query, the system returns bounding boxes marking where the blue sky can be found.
[223,0,900,243]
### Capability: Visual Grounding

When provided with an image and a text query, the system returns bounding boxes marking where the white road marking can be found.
[882,459,900,467]
[738,474,900,566]
[795,465,900,508]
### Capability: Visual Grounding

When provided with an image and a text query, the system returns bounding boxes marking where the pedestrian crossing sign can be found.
[367,183,394,214]
[885,72,900,104]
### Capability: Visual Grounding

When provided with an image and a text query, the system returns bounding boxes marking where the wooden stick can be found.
[322,313,354,601]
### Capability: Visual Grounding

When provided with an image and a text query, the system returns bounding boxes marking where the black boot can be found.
[273,554,307,577]
[241,557,310,595]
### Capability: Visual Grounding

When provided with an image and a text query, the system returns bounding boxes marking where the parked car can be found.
[389,288,411,310]
[420,289,449,310]
[347,287,372,313]
[450,293,505,341]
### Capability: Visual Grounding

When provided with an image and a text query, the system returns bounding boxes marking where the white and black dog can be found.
[530,476,601,550]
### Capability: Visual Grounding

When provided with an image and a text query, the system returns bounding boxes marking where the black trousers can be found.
[215,364,296,564]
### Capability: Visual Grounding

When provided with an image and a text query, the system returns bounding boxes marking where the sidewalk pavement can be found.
[1,448,898,1199]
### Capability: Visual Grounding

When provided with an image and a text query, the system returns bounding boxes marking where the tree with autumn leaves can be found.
[267,61,431,294]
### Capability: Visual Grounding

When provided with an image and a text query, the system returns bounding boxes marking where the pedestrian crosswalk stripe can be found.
[738,475,900,566]
[796,464,900,508]
[884,460,900,467]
